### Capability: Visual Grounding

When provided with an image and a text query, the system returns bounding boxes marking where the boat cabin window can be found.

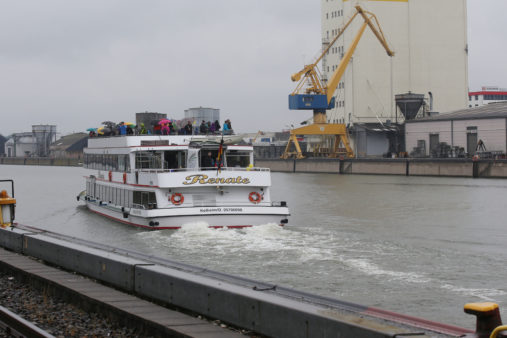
[133,191,157,209]
[92,184,132,208]
[135,151,162,169]
[226,150,251,168]
[164,151,186,170]
[118,155,130,172]
[199,149,222,169]
[84,153,130,172]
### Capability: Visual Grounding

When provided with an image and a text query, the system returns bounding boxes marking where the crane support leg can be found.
[281,134,304,159]
[281,124,354,159]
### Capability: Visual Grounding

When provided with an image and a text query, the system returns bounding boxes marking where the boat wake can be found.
[134,222,507,305]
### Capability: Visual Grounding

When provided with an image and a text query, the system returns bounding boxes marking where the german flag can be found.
[216,136,224,174]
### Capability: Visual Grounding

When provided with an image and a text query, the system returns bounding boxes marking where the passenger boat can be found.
[78,134,290,229]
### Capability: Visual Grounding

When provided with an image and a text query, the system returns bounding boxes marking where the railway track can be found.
[0,306,54,338]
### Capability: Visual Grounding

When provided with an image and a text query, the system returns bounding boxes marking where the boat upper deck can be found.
[86,135,250,153]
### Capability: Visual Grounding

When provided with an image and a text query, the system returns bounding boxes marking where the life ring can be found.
[108,171,112,182]
[248,192,262,204]
[123,172,127,184]
[170,193,184,205]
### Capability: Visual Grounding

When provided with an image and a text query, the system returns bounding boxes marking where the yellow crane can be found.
[282,5,394,159]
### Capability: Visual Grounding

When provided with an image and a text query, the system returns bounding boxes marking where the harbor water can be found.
[1,164,506,329]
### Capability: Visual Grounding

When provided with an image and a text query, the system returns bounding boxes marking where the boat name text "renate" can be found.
[182,174,250,185]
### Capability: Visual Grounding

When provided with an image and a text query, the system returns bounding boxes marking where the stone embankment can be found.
[0,157,81,167]
[256,158,507,178]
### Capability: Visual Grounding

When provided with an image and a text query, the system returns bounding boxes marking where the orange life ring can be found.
[170,193,184,205]
[108,171,112,182]
[248,192,262,204]
[123,172,127,184]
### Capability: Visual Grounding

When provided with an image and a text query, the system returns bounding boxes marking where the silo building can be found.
[321,0,468,125]
[184,107,220,124]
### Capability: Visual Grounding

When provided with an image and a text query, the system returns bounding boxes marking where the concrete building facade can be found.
[405,102,507,157]
[321,0,468,125]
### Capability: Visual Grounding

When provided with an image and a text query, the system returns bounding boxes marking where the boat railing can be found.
[136,167,270,173]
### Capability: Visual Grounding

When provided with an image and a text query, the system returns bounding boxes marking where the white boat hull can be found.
[85,200,289,230]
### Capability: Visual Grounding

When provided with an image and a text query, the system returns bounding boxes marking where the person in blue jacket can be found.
[223,119,233,135]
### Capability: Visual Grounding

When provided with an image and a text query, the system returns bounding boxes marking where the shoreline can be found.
[256,157,507,178]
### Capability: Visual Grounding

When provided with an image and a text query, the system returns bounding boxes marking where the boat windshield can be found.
[164,150,187,169]
[135,150,188,170]
[133,147,253,171]
[226,150,251,168]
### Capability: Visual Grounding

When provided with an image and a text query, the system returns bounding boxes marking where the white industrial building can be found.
[4,132,37,158]
[405,102,507,158]
[468,87,507,108]
[4,125,57,158]
[320,0,468,125]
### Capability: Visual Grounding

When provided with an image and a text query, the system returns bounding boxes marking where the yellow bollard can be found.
[0,190,16,228]
[464,302,504,338]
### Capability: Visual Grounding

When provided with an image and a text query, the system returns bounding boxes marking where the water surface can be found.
[1,164,506,329]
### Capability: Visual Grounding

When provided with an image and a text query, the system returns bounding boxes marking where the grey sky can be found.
[0,0,504,136]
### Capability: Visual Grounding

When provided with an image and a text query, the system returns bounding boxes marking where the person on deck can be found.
[184,121,193,135]
[119,123,127,135]
[139,123,147,135]
[199,120,208,135]
[222,119,232,135]
[168,121,175,134]
[202,151,214,169]
[161,123,170,135]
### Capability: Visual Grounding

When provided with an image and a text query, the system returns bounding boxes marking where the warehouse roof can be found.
[50,133,88,152]
[406,101,507,123]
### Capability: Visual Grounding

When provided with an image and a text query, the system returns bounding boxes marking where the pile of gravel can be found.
[0,271,141,337]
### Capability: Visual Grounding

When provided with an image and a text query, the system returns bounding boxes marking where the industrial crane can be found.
[282,5,394,159]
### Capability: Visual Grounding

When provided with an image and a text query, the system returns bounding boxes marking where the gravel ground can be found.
[0,271,141,337]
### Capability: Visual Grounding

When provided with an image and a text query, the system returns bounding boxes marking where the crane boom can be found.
[289,5,394,109]
[326,6,394,104]
[282,5,394,160]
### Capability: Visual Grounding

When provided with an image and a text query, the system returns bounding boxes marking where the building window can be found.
[475,95,478,100]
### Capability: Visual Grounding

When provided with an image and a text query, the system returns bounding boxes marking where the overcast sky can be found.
[0,0,505,136]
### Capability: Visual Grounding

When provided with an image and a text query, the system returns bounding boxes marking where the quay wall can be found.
[0,157,81,167]
[0,226,468,338]
[256,158,507,178]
